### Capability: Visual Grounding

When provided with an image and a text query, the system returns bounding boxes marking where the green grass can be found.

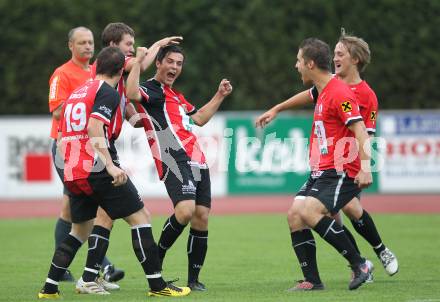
[1,214,440,302]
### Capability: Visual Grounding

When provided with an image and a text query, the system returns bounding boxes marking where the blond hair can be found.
[338,28,371,72]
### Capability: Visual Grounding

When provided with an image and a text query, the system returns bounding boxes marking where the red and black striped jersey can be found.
[60,80,120,181]
[91,56,133,139]
[136,79,206,180]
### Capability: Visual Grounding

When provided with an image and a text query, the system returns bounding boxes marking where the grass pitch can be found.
[1,214,439,302]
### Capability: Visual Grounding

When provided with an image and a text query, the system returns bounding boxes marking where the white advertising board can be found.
[0,118,59,198]
[379,113,440,193]
[0,116,226,199]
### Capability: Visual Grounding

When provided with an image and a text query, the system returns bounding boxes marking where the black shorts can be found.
[295,169,361,215]
[65,172,144,223]
[51,139,71,196]
[163,161,211,208]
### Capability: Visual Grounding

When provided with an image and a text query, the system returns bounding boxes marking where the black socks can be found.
[291,229,322,284]
[187,228,208,283]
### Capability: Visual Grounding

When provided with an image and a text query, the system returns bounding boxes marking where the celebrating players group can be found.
[38,23,398,299]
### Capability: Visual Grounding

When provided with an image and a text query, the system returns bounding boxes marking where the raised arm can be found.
[125,47,148,101]
[125,36,183,73]
[190,79,233,126]
[255,89,313,128]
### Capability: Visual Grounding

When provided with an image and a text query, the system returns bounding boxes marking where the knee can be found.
[287,202,303,230]
[124,208,152,226]
[70,222,93,242]
[175,206,195,224]
[196,208,209,223]
[298,203,316,227]
[95,214,114,229]
[287,206,299,225]
[333,212,343,225]
[192,208,210,228]
[143,209,152,222]
[135,208,152,224]
[343,201,363,220]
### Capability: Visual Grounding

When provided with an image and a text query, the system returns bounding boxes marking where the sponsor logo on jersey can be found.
[69,92,87,99]
[370,111,377,121]
[99,105,112,116]
[341,101,352,113]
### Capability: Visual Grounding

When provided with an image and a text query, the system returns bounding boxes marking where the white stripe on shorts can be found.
[333,172,346,208]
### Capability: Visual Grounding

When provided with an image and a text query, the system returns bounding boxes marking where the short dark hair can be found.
[299,38,331,72]
[101,22,135,47]
[96,46,125,77]
[156,45,185,63]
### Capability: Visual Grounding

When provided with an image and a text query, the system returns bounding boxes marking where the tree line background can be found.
[1,0,439,115]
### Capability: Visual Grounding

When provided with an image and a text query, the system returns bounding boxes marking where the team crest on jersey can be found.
[341,101,352,113]
[370,111,377,120]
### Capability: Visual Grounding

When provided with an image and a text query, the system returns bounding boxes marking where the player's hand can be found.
[218,79,233,97]
[255,109,277,128]
[156,36,183,48]
[106,165,128,187]
[135,47,148,63]
[354,170,372,189]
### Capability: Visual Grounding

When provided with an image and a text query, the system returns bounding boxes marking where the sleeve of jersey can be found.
[181,96,197,116]
[139,85,150,102]
[309,86,319,103]
[90,86,119,126]
[364,94,378,135]
[48,71,70,112]
[334,97,363,126]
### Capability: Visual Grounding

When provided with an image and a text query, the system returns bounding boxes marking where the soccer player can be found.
[38,46,191,299]
[259,37,372,290]
[256,31,398,290]
[332,30,398,278]
[75,22,182,289]
[126,44,233,291]
[48,26,123,284]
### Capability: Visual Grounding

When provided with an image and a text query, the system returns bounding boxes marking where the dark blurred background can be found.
[1,0,439,114]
